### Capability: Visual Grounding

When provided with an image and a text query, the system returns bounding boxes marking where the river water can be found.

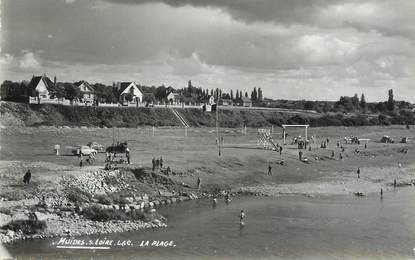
[6,188,415,259]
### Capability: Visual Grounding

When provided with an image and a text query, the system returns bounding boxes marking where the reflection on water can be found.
[6,188,415,259]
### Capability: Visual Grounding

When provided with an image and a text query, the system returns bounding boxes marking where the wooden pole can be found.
[216,103,221,156]
[152,126,155,137]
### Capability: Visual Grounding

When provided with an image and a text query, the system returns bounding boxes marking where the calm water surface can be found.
[6,188,415,259]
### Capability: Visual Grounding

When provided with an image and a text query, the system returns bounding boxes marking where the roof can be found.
[74,81,94,93]
[241,97,252,102]
[116,82,136,93]
[27,75,54,91]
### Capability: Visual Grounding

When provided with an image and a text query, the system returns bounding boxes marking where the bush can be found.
[96,194,113,205]
[82,205,128,221]
[108,193,129,205]
[66,187,92,203]
[3,220,47,234]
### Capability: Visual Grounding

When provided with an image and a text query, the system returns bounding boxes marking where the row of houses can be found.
[29,75,150,105]
[28,74,253,107]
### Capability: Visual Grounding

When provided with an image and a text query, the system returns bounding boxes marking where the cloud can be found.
[18,51,41,70]
[65,0,77,4]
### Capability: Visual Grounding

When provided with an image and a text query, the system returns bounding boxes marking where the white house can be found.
[74,81,95,103]
[167,92,181,105]
[28,75,54,100]
[115,82,143,104]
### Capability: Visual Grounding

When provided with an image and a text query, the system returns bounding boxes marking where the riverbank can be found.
[3,100,413,128]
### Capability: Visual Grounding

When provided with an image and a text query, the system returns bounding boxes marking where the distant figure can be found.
[357,168,360,179]
[166,166,171,175]
[337,141,340,148]
[152,157,156,171]
[394,178,397,187]
[406,124,410,130]
[240,210,246,225]
[331,151,335,158]
[342,147,345,152]
[326,138,329,144]
[380,188,383,197]
[160,157,163,168]
[54,144,60,156]
[268,164,272,176]
[155,158,160,171]
[339,153,343,160]
[197,177,201,190]
[225,192,231,203]
[364,143,367,149]
[299,150,303,161]
[221,136,224,144]
[213,198,217,206]
[23,170,31,184]
[279,146,283,155]
[126,147,130,164]
[80,159,83,168]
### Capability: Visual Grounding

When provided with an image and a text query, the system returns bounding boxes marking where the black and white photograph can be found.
[1,0,415,259]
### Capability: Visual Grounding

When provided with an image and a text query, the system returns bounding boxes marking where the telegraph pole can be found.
[216,92,221,156]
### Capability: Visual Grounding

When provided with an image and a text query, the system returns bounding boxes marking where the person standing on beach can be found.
[126,147,130,164]
[331,150,335,158]
[394,178,397,187]
[268,164,272,176]
[380,188,383,197]
[357,167,360,179]
[155,158,160,172]
[240,210,246,225]
[279,146,283,155]
[160,157,163,169]
[152,157,156,171]
[197,177,201,190]
[299,150,303,161]
[23,170,31,184]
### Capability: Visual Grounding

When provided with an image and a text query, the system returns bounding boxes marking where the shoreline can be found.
[1,160,414,245]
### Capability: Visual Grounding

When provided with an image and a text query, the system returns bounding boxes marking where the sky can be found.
[0,0,414,101]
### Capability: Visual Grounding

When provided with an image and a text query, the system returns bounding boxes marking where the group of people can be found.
[152,156,164,172]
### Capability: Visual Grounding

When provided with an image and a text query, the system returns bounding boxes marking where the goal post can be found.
[282,124,309,145]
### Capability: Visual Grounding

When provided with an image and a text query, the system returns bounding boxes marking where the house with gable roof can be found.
[114,82,143,105]
[74,80,95,103]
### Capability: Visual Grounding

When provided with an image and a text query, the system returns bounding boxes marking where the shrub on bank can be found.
[66,187,92,203]
[3,220,47,235]
[81,205,158,222]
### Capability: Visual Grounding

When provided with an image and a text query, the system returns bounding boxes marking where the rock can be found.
[171,198,177,203]
[33,211,57,221]
[0,213,12,227]
[6,229,15,238]
[11,212,29,221]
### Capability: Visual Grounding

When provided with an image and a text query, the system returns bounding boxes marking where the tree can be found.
[230,89,234,100]
[360,93,367,113]
[143,93,156,104]
[64,83,81,102]
[251,87,257,102]
[245,92,248,98]
[352,93,359,109]
[258,88,263,102]
[387,89,394,111]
